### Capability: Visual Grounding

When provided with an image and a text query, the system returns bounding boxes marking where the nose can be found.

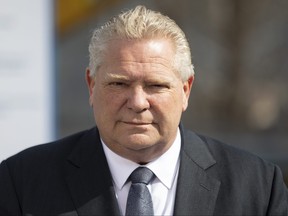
[127,86,150,112]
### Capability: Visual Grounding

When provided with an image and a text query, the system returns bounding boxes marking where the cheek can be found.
[150,92,184,116]
[93,89,125,114]
[165,91,184,108]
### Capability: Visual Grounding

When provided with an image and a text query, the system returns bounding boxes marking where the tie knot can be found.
[130,167,154,185]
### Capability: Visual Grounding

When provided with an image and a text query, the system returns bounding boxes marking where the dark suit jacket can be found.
[0,126,287,215]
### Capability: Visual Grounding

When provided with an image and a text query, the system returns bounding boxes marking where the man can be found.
[0,5,287,216]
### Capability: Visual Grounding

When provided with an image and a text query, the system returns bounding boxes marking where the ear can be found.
[85,68,95,106]
[182,75,194,111]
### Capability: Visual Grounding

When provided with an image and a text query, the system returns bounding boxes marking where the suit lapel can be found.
[174,128,221,216]
[64,128,121,216]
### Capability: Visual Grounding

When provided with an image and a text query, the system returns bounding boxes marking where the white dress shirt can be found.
[102,128,181,216]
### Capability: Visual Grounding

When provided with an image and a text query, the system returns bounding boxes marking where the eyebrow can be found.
[104,73,130,81]
[103,71,177,84]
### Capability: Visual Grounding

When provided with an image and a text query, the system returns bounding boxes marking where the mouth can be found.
[122,121,152,126]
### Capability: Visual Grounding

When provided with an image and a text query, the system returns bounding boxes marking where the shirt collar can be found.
[102,128,181,190]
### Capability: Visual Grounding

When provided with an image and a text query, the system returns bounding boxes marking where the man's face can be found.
[86,39,193,163]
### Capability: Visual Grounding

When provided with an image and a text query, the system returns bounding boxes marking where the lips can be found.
[122,121,151,125]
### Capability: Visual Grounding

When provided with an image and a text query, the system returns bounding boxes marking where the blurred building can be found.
[57,0,288,183]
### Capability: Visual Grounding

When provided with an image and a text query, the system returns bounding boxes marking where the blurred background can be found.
[1,0,287,184]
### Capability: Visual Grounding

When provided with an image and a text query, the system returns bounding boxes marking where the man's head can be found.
[86,5,194,163]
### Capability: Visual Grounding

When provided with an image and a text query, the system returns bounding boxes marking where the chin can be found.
[124,136,157,150]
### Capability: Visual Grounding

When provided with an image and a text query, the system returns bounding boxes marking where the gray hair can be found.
[88,5,194,81]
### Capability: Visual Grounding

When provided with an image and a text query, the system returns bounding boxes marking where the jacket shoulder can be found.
[2,128,97,169]
[183,129,279,186]
[183,130,288,215]
[197,132,273,168]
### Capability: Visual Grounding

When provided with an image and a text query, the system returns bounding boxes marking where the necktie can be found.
[126,167,155,216]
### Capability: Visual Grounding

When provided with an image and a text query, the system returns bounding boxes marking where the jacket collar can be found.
[173,125,221,215]
[65,127,121,216]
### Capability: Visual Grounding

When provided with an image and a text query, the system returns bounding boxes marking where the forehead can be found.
[104,38,175,63]
[98,39,176,78]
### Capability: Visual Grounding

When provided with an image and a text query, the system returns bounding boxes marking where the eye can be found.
[152,84,165,88]
[109,82,127,86]
[149,83,170,89]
